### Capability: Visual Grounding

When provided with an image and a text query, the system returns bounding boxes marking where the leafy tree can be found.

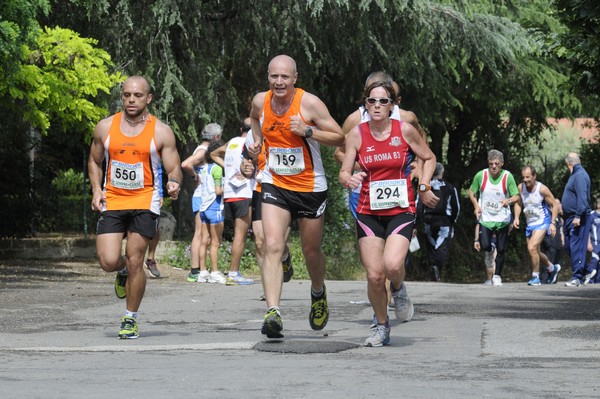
[554,0,600,97]
[32,0,582,280]
[0,24,123,237]
[554,0,600,203]
[45,0,576,222]
[0,0,49,91]
[1,0,48,237]
[7,26,123,135]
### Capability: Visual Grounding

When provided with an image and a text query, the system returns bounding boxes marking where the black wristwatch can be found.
[304,126,313,138]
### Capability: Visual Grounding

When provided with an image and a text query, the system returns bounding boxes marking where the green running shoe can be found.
[118,316,138,339]
[282,254,294,283]
[261,308,284,338]
[186,271,200,282]
[309,284,329,330]
[114,268,127,299]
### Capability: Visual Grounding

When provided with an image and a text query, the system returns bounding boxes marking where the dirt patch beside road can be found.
[0,258,189,335]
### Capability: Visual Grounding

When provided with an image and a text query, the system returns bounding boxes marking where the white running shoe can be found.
[492,275,503,286]
[209,271,227,284]
[392,283,414,322]
[584,269,597,285]
[565,278,581,287]
[364,324,391,347]
[226,274,254,285]
[197,270,211,283]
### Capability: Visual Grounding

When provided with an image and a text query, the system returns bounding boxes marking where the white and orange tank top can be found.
[103,112,162,214]
[259,88,327,192]
[356,119,416,215]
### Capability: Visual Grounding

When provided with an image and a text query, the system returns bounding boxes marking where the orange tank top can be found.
[103,112,162,214]
[260,88,327,192]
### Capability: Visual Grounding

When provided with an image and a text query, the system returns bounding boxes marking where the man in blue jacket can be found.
[561,153,595,286]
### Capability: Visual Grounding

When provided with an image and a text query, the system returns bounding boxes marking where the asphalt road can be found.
[1,258,599,399]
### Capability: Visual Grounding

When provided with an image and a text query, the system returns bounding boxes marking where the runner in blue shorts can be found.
[513,165,560,286]
[189,140,226,284]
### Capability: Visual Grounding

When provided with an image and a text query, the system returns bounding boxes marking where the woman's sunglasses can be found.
[365,97,392,105]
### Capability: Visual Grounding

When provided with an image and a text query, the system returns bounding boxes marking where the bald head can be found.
[565,152,580,165]
[120,75,152,117]
[123,76,151,95]
[268,55,297,74]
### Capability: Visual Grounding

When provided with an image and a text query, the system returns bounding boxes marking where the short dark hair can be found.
[205,140,223,164]
[361,80,399,105]
[522,164,536,177]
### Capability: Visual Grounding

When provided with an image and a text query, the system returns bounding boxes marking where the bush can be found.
[160,236,261,277]
[37,194,98,234]
[51,169,87,195]
[163,241,192,269]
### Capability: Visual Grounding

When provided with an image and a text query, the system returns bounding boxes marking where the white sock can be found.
[124,310,138,319]
[268,306,280,315]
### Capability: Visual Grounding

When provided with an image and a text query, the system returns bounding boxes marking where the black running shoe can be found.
[282,254,294,283]
[261,308,284,338]
[145,258,161,278]
[114,259,127,299]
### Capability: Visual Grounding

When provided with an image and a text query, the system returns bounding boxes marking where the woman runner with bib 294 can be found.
[339,79,438,347]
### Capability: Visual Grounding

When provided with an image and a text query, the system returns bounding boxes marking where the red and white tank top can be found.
[356,119,416,215]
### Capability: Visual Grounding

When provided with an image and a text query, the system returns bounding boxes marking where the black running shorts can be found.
[96,210,159,239]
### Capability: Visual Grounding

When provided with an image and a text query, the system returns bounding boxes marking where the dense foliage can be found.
[554,0,600,196]
[2,0,599,281]
[555,0,600,97]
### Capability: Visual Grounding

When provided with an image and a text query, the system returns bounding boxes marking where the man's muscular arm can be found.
[88,117,112,211]
[156,121,182,200]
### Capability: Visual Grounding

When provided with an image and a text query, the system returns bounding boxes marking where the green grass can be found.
[160,231,365,281]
